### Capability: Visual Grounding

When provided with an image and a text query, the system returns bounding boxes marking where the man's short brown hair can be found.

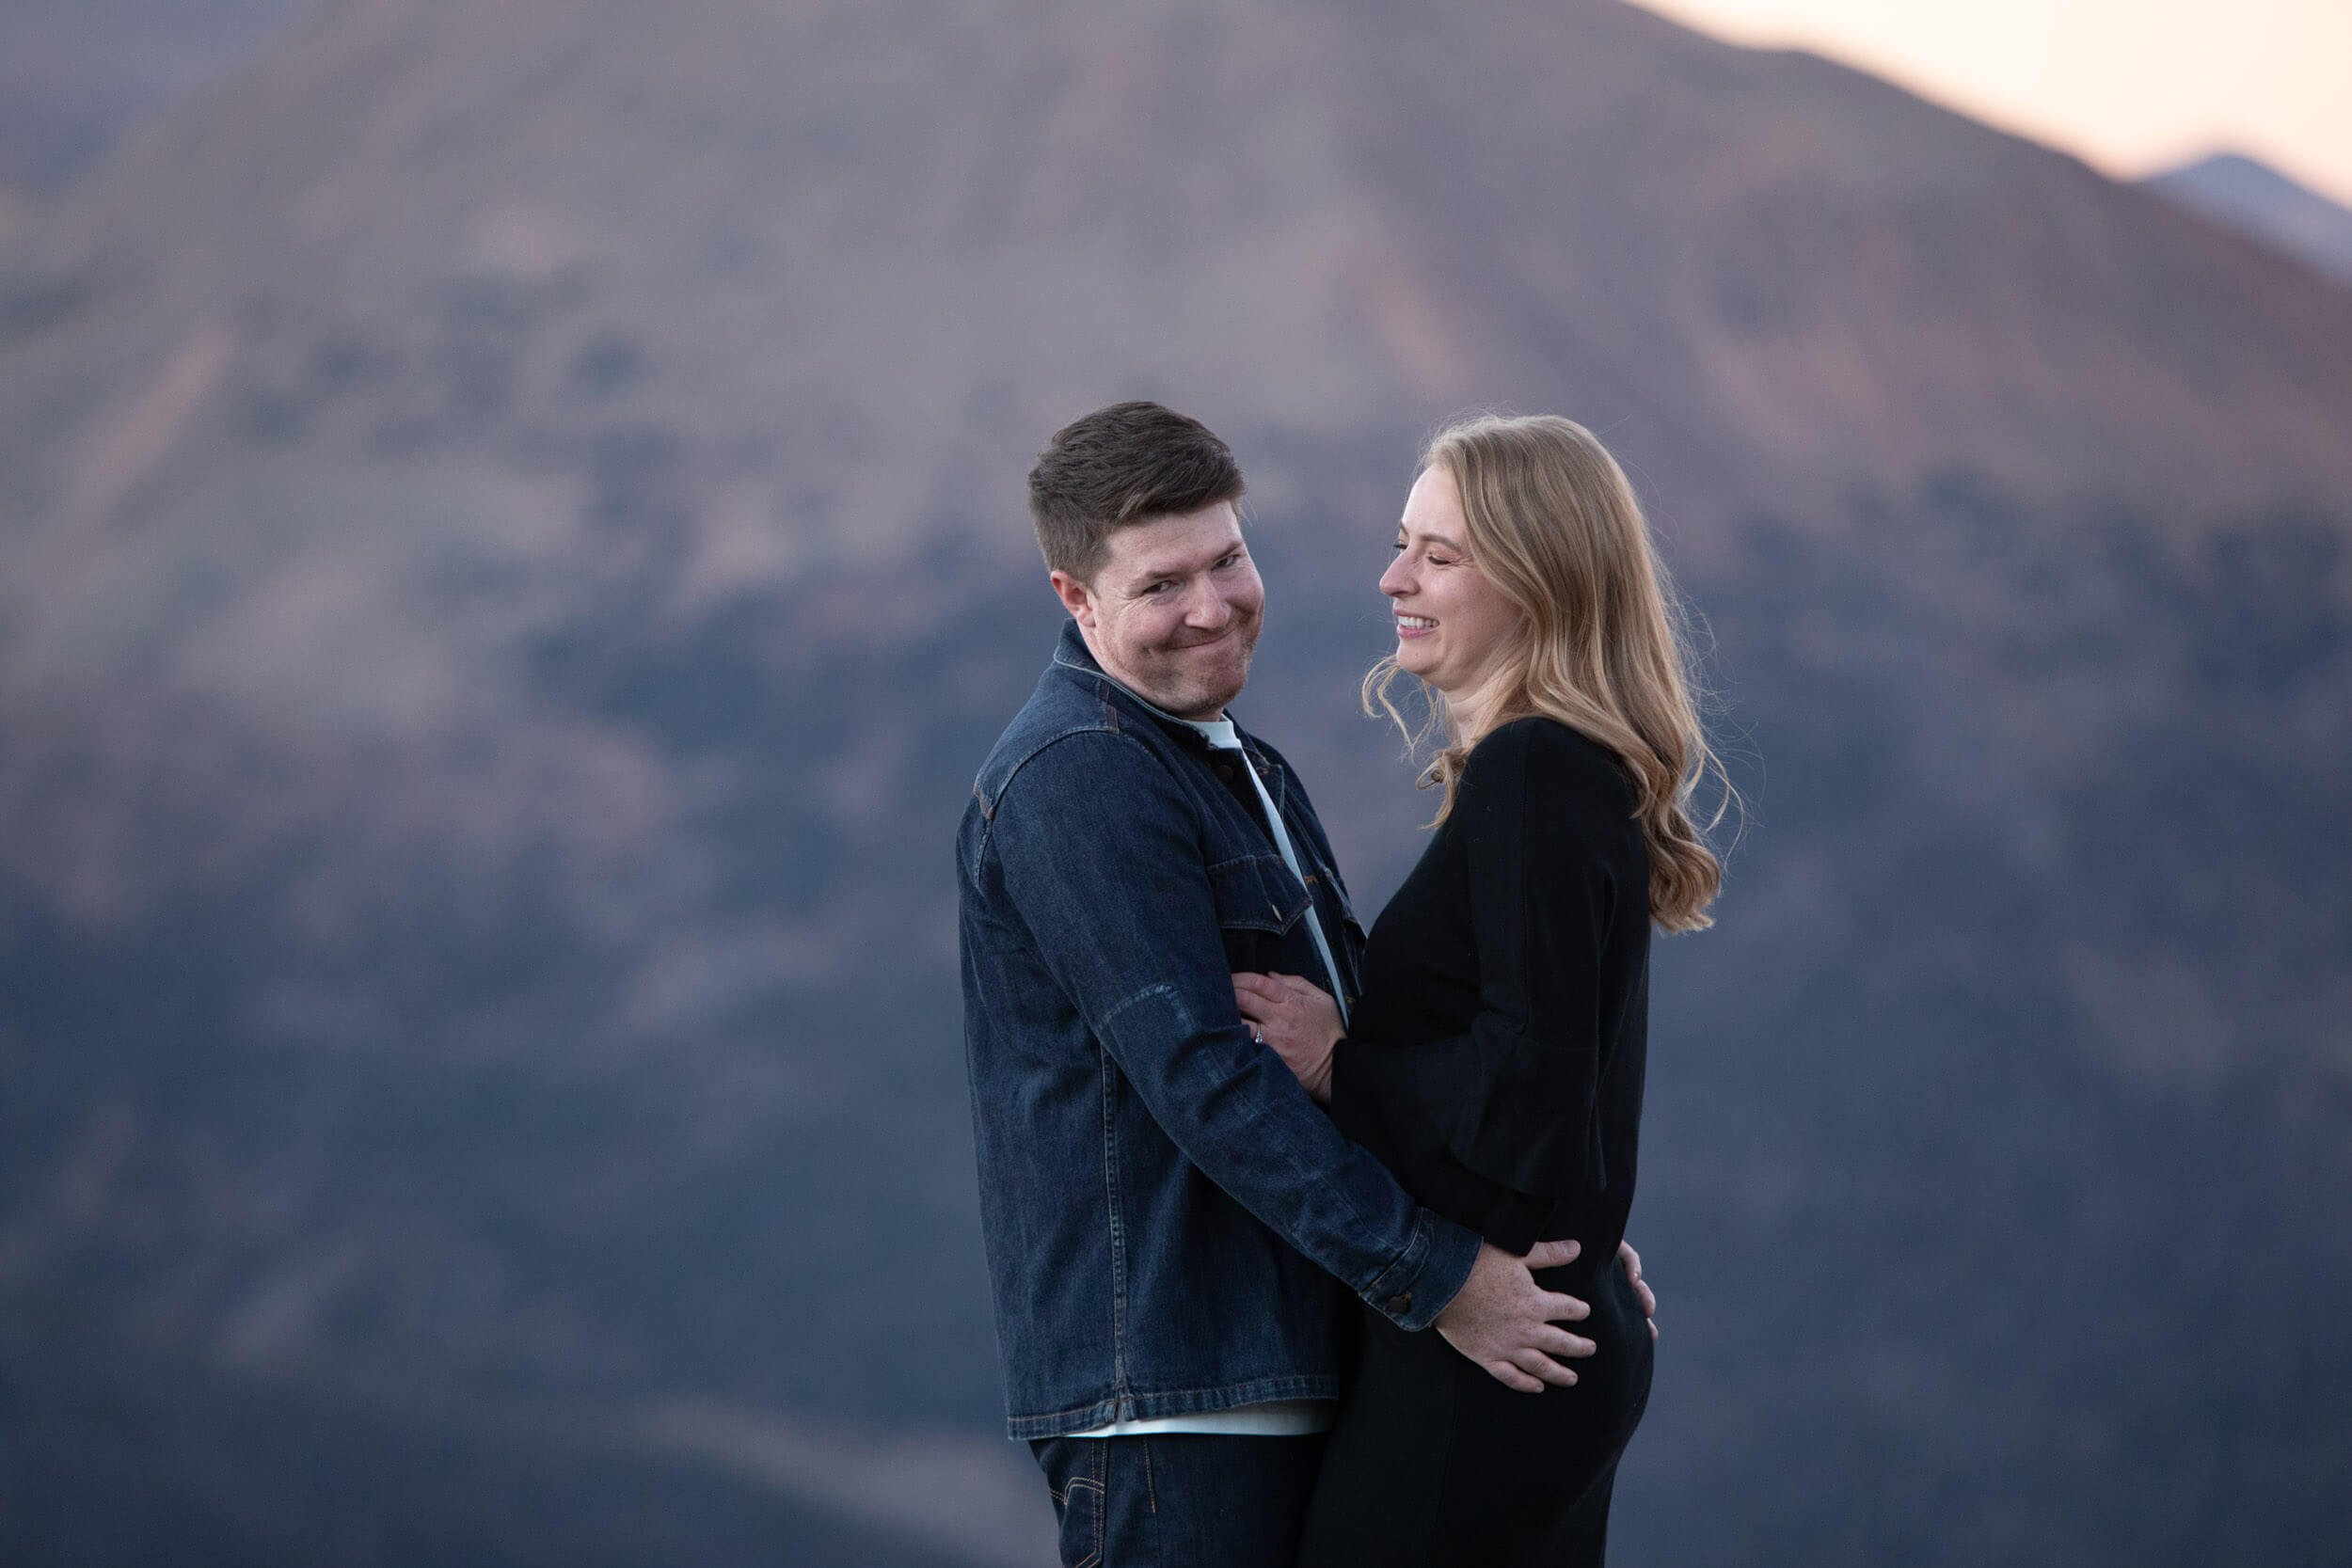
[1027,402,1247,580]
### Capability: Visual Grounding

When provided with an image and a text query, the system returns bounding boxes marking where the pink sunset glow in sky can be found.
[1630,0,2352,206]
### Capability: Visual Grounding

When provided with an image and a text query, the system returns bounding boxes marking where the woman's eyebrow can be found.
[1399,530,1467,552]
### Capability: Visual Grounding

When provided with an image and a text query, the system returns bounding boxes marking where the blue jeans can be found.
[1028,1433,1328,1568]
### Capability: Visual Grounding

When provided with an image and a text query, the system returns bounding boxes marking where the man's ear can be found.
[1049,569,1096,629]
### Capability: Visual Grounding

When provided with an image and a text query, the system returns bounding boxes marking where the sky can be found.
[1630,0,2352,207]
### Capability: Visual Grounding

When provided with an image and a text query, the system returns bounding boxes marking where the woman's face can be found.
[1379,465,1525,697]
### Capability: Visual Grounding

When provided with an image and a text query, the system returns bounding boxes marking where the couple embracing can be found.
[957,402,1722,1566]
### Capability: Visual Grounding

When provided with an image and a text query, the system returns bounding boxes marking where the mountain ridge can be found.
[2142,149,2352,288]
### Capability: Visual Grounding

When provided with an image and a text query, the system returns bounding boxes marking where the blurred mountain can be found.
[2143,151,2352,288]
[2,1,2348,1563]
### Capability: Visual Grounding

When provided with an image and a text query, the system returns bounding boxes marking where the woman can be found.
[1235,414,1724,1566]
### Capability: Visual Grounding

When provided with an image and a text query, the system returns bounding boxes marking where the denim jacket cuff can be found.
[1362,1208,1482,1332]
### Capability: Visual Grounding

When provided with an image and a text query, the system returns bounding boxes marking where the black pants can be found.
[1295,1256,1655,1567]
[1028,1431,1327,1568]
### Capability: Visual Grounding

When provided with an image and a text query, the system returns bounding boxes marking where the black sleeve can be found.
[1337,721,1628,1229]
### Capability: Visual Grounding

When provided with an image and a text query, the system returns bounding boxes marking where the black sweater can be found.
[1332,716,1652,1259]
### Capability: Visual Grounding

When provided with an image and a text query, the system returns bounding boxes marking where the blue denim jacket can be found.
[958,624,1482,1439]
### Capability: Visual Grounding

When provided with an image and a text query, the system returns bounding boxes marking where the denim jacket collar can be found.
[1044,621,1289,813]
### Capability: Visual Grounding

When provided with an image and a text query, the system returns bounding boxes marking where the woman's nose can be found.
[1378,553,1410,597]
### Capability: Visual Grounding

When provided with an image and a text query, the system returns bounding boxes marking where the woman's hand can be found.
[1232,972,1343,1103]
[1619,1240,1660,1340]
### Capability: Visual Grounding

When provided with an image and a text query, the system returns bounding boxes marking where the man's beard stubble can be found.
[1154,625,1256,719]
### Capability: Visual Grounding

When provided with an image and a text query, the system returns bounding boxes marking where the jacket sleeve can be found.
[1334,721,1626,1218]
[986,727,1481,1330]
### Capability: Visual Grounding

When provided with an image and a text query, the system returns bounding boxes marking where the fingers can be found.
[1484,1359,1546,1395]
[1534,1325,1597,1361]
[1523,1238,1581,1271]
[1618,1240,1658,1320]
[1534,1289,1591,1323]
[1514,1348,1579,1389]
[1232,974,1281,1027]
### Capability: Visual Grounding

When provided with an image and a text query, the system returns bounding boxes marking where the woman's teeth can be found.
[1396,615,1437,629]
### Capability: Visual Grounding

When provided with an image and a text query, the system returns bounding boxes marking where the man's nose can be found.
[1184,579,1234,626]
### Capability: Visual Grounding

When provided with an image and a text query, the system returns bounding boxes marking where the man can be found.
[958,403,1635,1566]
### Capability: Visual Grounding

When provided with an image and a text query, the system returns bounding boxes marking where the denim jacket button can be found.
[1216,764,1234,780]
[1387,1291,1412,1315]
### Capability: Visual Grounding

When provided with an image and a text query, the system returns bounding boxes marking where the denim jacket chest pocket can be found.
[1206,852,1311,974]
[1321,866,1367,948]
[1249,757,1363,928]
[1288,823,1369,997]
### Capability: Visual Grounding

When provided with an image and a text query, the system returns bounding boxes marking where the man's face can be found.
[1051,501,1263,721]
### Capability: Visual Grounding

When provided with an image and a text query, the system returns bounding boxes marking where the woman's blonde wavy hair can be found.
[1364,414,1731,933]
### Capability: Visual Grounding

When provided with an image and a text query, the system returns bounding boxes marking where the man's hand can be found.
[1434,1239,1595,1393]
[1620,1239,1659,1340]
